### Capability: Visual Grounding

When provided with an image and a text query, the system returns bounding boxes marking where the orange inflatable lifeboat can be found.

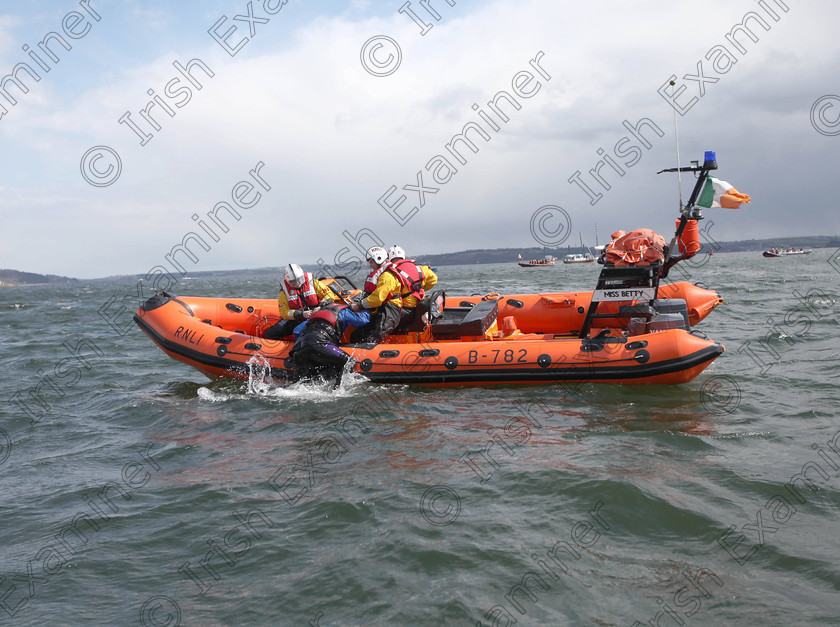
[134,150,740,387]
[133,277,723,386]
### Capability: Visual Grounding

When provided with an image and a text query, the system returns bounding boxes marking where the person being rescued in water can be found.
[263,263,336,340]
[387,245,438,330]
[348,246,403,343]
[290,303,370,387]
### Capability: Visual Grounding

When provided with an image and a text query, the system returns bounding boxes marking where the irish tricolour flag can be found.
[697,177,751,209]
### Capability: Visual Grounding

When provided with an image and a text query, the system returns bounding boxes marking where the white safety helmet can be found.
[284,263,305,283]
[388,245,406,261]
[366,246,388,265]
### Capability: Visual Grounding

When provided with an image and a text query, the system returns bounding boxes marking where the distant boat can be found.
[563,252,595,264]
[563,233,596,264]
[518,254,556,267]
[763,247,812,258]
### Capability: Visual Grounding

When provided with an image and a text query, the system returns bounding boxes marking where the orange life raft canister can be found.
[676,219,701,255]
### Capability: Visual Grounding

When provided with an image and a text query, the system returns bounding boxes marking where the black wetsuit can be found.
[290,306,350,387]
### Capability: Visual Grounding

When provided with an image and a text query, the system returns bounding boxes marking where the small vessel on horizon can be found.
[518,254,556,267]
[763,247,812,257]
[563,233,596,264]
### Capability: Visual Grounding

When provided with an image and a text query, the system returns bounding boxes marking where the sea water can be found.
[1,250,839,625]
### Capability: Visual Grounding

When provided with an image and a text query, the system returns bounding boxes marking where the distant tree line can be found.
[0,269,79,286]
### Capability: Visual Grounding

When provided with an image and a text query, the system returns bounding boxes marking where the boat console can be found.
[431,299,499,340]
[620,298,690,335]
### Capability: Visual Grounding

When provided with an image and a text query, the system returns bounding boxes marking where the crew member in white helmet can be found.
[387,244,438,330]
[263,263,336,340]
[348,246,402,343]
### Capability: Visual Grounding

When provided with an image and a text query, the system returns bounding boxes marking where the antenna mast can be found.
[670,79,684,210]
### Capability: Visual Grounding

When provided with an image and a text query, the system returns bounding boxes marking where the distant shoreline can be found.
[0,270,80,288]
[3,235,837,284]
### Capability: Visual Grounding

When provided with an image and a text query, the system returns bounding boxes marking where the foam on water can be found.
[198,380,363,403]
[193,354,375,404]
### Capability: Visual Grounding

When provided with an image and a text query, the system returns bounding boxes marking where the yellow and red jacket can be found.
[278,273,335,320]
[399,263,438,308]
[362,267,402,310]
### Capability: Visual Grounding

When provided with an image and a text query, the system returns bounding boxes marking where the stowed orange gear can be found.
[605,229,667,266]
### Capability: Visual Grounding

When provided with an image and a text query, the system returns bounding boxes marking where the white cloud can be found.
[2,0,839,278]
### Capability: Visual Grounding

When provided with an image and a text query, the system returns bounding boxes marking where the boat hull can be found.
[763,250,811,257]
[134,288,724,386]
[355,332,723,386]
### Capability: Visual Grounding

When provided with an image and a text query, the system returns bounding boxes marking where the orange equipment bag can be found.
[605,229,667,267]
[676,219,701,255]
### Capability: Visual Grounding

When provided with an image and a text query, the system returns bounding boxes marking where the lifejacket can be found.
[296,304,346,349]
[309,305,343,327]
[363,263,390,293]
[283,272,320,309]
[390,259,425,301]
[363,263,401,304]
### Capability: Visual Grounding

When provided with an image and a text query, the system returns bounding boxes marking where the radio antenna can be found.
[670,79,684,210]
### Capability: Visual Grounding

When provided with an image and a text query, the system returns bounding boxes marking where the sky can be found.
[1,0,838,279]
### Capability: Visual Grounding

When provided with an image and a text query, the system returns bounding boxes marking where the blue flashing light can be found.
[704,150,716,163]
